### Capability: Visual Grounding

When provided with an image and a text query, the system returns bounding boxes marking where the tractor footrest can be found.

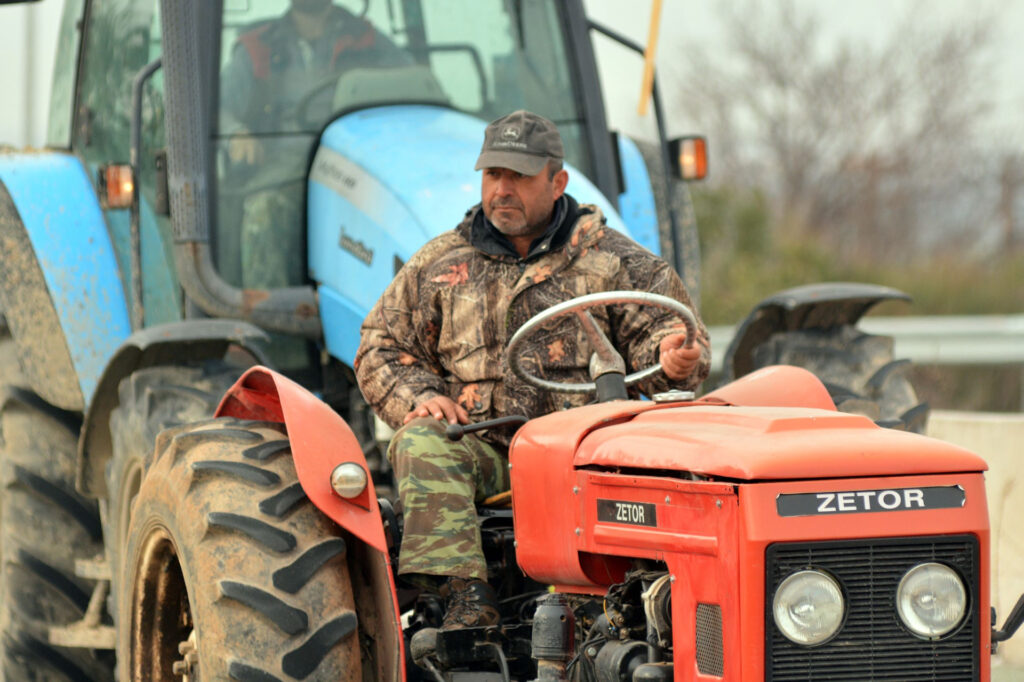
[49,623,116,650]
[437,624,531,667]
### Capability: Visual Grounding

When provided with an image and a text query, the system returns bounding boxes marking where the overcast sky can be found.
[584,0,1024,146]
[3,0,1023,150]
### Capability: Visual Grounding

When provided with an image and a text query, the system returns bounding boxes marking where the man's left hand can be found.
[659,332,703,381]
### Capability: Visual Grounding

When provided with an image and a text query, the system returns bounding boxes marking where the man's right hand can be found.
[403,395,470,425]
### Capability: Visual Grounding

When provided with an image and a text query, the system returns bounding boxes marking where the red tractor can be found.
[117,291,1022,680]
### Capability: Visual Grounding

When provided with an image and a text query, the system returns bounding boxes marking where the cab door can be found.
[70,0,182,326]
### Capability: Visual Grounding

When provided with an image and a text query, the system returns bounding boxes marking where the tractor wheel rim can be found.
[131,525,194,680]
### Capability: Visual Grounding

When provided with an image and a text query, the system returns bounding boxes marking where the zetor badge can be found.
[777,485,966,517]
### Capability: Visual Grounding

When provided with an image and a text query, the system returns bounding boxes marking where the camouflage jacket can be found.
[355,196,711,446]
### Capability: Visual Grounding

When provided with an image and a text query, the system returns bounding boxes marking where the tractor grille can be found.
[766,536,979,681]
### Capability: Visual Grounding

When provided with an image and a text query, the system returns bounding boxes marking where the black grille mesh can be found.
[766,536,979,681]
[696,603,724,677]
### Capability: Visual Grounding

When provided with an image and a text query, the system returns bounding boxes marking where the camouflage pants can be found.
[388,417,509,581]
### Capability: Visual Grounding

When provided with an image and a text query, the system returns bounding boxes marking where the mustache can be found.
[490,198,524,210]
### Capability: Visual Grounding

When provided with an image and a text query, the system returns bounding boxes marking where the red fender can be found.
[216,366,387,551]
[216,367,407,679]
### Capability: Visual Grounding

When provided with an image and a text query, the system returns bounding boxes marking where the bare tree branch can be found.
[674,0,1000,261]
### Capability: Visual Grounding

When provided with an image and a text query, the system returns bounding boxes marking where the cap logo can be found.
[474,111,563,172]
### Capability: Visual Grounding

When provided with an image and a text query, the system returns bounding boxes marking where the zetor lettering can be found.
[775,485,966,517]
[616,502,647,524]
[597,499,657,527]
[817,489,924,513]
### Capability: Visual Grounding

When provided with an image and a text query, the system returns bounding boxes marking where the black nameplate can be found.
[338,228,374,266]
[777,486,966,517]
[597,499,657,527]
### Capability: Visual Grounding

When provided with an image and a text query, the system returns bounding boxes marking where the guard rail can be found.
[708,314,1024,373]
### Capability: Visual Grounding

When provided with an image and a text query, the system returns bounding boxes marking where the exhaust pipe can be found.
[158,0,321,338]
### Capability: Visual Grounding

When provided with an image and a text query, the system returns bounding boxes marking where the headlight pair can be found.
[773,562,967,646]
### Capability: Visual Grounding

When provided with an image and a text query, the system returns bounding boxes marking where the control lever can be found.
[445,416,529,441]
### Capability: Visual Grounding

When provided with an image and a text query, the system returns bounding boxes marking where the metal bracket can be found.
[49,578,116,650]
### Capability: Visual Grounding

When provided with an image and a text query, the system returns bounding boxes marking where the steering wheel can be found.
[295,72,349,130]
[506,291,697,395]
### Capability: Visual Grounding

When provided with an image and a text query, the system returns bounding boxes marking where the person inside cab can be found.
[218,0,412,292]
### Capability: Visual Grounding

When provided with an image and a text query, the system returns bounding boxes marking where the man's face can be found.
[481,166,568,238]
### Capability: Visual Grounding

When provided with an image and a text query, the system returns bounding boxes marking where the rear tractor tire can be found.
[751,326,929,432]
[0,339,113,680]
[105,364,243,638]
[118,419,362,680]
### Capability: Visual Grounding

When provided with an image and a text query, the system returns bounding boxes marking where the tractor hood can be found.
[571,404,987,481]
[509,367,989,591]
[308,105,627,367]
[510,366,986,483]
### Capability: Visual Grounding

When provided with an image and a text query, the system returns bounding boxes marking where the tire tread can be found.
[218,580,308,635]
[259,482,307,519]
[192,460,282,487]
[272,539,347,594]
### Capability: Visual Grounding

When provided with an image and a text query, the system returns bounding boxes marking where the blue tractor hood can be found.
[308,105,631,367]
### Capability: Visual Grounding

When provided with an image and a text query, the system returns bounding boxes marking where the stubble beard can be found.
[489,201,544,238]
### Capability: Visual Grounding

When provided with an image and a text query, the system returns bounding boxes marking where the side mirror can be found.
[669,136,708,181]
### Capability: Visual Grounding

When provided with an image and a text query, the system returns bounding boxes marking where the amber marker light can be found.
[670,136,708,181]
[99,164,135,209]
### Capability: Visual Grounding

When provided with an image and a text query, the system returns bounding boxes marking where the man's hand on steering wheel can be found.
[403,395,470,425]
[659,332,704,381]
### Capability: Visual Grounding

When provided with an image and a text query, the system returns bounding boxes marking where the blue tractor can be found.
[0,1,705,677]
[0,0,929,679]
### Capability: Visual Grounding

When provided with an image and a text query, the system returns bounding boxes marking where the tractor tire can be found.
[0,339,113,681]
[751,326,929,432]
[105,364,242,653]
[117,419,361,680]
[634,140,702,305]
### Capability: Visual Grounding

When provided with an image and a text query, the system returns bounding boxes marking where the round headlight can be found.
[330,462,368,499]
[773,570,845,646]
[896,562,967,639]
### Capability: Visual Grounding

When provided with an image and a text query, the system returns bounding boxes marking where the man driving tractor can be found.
[355,109,711,632]
[219,0,413,292]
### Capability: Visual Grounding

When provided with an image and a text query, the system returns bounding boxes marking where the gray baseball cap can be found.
[474,110,564,176]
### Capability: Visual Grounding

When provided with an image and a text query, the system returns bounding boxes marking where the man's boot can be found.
[409,577,500,668]
[440,577,500,629]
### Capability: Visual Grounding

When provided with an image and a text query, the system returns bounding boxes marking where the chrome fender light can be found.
[330,462,368,499]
